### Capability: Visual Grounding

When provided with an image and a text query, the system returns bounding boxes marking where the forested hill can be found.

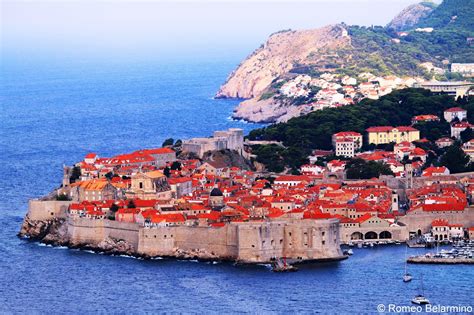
[247,89,474,172]
[415,0,474,31]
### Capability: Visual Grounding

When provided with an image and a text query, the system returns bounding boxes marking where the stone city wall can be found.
[27,200,71,221]
[398,208,474,235]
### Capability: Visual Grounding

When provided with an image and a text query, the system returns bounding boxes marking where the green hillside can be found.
[248,89,474,172]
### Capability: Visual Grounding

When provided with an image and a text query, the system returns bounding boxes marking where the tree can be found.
[127,200,136,208]
[70,166,81,183]
[56,193,70,201]
[460,127,473,143]
[174,139,182,147]
[162,138,174,147]
[163,166,171,178]
[110,203,119,213]
[346,159,393,179]
[105,171,114,180]
[439,145,470,173]
[170,161,182,171]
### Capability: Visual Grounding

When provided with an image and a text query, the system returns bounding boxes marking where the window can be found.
[322,241,325,245]
[139,182,143,189]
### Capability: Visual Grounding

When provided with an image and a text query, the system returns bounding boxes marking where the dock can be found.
[408,256,474,265]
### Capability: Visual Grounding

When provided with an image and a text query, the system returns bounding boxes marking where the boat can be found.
[411,275,430,305]
[412,295,430,305]
[343,249,354,256]
[272,257,298,272]
[403,246,413,282]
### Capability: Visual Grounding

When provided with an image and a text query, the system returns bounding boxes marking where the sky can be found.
[1,0,423,62]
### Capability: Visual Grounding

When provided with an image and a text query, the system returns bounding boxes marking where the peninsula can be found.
[217,0,474,123]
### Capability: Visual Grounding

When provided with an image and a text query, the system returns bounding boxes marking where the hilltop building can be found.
[444,107,467,123]
[366,126,420,145]
[182,128,244,158]
[332,131,362,157]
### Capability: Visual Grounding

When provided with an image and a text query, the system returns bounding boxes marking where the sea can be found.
[1,57,473,313]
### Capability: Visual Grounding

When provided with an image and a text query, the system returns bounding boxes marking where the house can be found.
[435,137,454,148]
[411,114,440,125]
[332,131,362,157]
[422,166,450,177]
[69,179,117,202]
[198,161,229,177]
[300,164,325,176]
[84,153,98,164]
[115,207,141,223]
[332,131,363,149]
[274,175,311,187]
[168,177,193,198]
[462,139,474,161]
[366,126,420,145]
[451,122,472,139]
[132,148,176,167]
[327,160,346,173]
[334,138,356,158]
[444,107,467,122]
[431,219,464,241]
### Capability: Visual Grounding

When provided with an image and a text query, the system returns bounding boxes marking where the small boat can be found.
[412,295,430,305]
[403,274,413,282]
[411,275,430,305]
[403,246,412,282]
[343,249,354,256]
[272,257,298,272]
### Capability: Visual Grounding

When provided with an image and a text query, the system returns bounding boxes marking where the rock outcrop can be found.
[19,216,69,246]
[386,3,435,31]
[216,24,350,99]
[232,97,313,123]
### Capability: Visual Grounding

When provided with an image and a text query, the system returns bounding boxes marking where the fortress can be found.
[22,200,345,263]
[182,128,244,158]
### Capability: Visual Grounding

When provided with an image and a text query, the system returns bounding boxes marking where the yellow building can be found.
[366,126,420,145]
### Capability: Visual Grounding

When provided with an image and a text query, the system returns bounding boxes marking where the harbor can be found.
[407,240,474,265]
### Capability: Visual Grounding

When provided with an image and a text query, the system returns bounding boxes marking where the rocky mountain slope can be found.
[386,2,435,31]
[216,0,473,124]
[216,25,350,99]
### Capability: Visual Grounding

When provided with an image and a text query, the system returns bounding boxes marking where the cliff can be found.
[216,24,351,99]
[386,2,435,31]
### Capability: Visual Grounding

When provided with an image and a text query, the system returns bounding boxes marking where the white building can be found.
[451,122,472,139]
[444,107,467,122]
[335,138,356,158]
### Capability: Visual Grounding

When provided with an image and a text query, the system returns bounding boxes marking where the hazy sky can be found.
[2,0,423,62]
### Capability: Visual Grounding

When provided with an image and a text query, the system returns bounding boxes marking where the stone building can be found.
[182,128,244,158]
[126,170,171,200]
[69,179,118,202]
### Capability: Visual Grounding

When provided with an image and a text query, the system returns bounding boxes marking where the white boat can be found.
[403,274,413,282]
[347,249,354,255]
[412,295,430,305]
[411,275,430,305]
[403,246,412,282]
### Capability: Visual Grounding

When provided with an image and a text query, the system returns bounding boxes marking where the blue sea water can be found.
[1,58,473,313]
